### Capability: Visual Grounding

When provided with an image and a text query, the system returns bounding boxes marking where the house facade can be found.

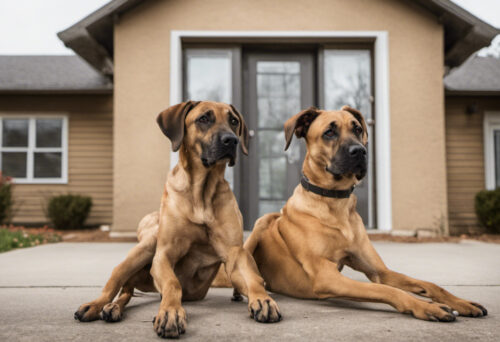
[0,0,499,236]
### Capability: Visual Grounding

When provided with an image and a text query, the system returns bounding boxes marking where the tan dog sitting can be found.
[74,101,281,339]
[236,106,487,322]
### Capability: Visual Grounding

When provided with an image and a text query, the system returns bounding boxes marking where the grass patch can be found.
[0,228,61,253]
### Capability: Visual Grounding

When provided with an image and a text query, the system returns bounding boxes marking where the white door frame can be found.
[169,30,392,231]
[484,111,500,190]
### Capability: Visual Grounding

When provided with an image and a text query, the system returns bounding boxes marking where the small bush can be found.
[0,172,13,224]
[46,194,92,230]
[475,188,500,234]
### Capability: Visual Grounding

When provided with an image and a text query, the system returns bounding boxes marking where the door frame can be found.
[169,30,392,231]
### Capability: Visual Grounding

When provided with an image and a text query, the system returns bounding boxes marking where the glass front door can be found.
[241,52,314,229]
[183,45,375,230]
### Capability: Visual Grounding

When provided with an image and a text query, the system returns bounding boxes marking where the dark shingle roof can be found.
[444,55,500,94]
[0,55,113,94]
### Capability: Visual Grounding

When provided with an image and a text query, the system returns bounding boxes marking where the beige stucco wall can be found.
[0,95,113,226]
[113,0,447,233]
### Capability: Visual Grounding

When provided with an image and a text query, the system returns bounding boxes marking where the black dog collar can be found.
[300,175,354,199]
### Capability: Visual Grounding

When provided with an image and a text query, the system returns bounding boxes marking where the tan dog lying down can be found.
[216,106,487,322]
[74,101,281,339]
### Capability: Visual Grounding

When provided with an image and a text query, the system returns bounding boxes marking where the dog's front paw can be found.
[248,296,282,323]
[102,302,123,322]
[449,300,487,317]
[153,306,187,339]
[74,302,103,322]
[410,302,457,322]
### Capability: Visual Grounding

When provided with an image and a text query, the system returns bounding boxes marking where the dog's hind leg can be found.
[101,266,155,322]
[74,238,156,322]
[101,283,134,322]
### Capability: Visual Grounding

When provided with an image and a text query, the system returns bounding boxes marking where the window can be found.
[484,112,500,189]
[0,116,68,183]
[184,48,237,189]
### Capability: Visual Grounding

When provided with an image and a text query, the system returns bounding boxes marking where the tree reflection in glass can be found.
[256,61,301,216]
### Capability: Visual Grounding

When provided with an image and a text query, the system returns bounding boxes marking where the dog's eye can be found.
[230,117,239,126]
[197,115,209,124]
[323,129,337,139]
[353,125,363,136]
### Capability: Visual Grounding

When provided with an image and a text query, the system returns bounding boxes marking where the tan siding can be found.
[0,95,113,226]
[445,96,500,234]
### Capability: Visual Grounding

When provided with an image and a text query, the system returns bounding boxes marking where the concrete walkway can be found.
[0,241,499,341]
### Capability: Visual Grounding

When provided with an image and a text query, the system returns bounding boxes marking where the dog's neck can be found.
[170,146,227,204]
[302,154,357,191]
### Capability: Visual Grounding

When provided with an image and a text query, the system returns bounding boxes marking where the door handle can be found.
[249,129,255,138]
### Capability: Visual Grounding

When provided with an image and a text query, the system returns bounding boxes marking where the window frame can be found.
[0,114,68,184]
[484,111,500,190]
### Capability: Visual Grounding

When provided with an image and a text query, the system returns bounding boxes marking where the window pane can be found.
[495,130,500,188]
[185,50,231,103]
[256,61,301,128]
[2,152,27,178]
[324,50,372,118]
[185,49,233,188]
[2,119,28,147]
[259,156,286,199]
[36,119,62,147]
[34,152,61,178]
[259,200,286,217]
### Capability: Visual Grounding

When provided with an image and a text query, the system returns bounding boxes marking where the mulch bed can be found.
[2,226,500,244]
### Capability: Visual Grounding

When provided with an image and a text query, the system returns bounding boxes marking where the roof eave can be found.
[59,0,500,73]
[57,0,146,76]
[0,88,114,95]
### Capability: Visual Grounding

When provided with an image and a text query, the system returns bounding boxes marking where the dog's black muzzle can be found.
[327,143,367,180]
[201,132,238,167]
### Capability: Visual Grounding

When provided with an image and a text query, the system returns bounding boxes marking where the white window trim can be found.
[169,30,392,231]
[483,111,500,190]
[0,114,68,184]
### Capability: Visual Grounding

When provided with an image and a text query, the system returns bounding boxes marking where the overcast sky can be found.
[0,0,499,55]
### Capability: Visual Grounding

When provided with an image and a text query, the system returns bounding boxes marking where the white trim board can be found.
[169,30,392,231]
[484,111,500,190]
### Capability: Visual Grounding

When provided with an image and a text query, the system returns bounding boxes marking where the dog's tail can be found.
[211,212,280,288]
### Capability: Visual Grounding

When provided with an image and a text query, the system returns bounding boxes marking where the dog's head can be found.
[284,105,368,184]
[157,101,249,168]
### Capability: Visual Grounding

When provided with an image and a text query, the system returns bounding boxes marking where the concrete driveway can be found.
[0,241,499,341]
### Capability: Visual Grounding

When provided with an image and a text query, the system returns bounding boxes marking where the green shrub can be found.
[475,188,500,234]
[46,194,92,230]
[0,172,13,224]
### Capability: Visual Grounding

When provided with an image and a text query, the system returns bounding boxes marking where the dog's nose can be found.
[220,133,238,147]
[348,145,366,157]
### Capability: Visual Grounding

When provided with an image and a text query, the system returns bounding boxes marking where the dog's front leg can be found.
[211,233,282,323]
[150,238,190,339]
[304,257,457,322]
[349,235,487,317]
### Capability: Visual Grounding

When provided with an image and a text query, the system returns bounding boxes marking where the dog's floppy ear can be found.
[284,107,320,151]
[156,101,200,151]
[341,105,368,145]
[230,104,249,155]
